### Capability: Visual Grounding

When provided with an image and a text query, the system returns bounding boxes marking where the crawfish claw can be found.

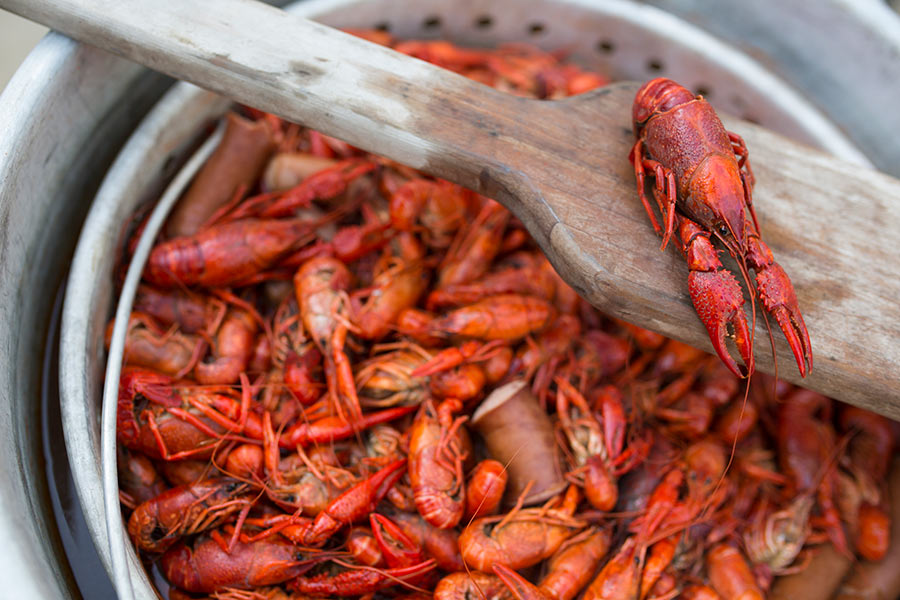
[754,261,812,377]
[688,270,754,378]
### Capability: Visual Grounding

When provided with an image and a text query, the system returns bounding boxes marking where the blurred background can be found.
[1,9,48,91]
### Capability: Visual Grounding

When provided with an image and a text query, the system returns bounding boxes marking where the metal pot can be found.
[0,33,172,599]
[0,1,896,598]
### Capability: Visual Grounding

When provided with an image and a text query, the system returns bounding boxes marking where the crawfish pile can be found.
[113,33,896,600]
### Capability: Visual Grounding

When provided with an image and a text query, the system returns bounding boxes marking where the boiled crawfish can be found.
[629,77,812,379]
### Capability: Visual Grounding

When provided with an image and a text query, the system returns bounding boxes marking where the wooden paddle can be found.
[5,0,900,417]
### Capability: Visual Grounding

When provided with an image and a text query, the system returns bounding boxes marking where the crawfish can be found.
[583,537,641,600]
[298,458,408,546]
[777,389,851,557]
[283,344,324,406]
[390,178,469,249]
[465,459,508,521]
[370,513,428,569]
[288,559,436,597]
[435,198,509,288]
[260,412,354,514]
[228,158,377,220]
[555,378,630,511]
[145,218,319,288]
[117,446,167,509]
[458,485,585,571]
[434,571,515,600]
[512,314,581,394]
[742,493,813,582]
[127,478,253,552]
[425,251,557,311]
[110,312,205,378]
[398,294,555,343]
[492,527,612,600]
[389,510,466,572]
[355,346,431,408]
[839,404,895,560]
[279,404,416,448]
[352,232,429,340]
[294,256,361,423]
[347,526,385,567]
[133,284,226,334]
[194,307,258,384]
[408,398,470,529]
[118,368,259,460]
[160,533,323,593]
[630,77,811,378]
[706,544,765,600]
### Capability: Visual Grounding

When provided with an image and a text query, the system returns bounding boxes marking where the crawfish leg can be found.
[631,139,679,251]
[727,130,759,233]
[630,140,663,238]
[727,130,756,187]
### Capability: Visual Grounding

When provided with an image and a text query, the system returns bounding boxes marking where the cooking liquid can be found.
[42,281,171,599]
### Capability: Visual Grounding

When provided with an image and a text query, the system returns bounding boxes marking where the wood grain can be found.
[4,0,900,416]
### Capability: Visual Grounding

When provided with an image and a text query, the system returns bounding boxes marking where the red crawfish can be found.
[839,404,895,561]
[408,398,471,529]
[127,478,253,553]
[706,544,765,600]
[226,157,377,220]
[458,485,585,571]
[629,77,812,379]
[117,446,167,509]
[144,218,320,288]
[160,533,325,593]
[397,293,555,344]
[287,559,436,597]
[297,458,408,546]
[434,572,515,600]
[109,312,205,378]
[388,510,466,572]
[294,256,362,423]
[194,307,258,385]
[464,459,508,520]
[492,527,612,600]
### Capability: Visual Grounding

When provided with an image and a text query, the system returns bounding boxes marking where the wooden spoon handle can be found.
[8,0,900,418]
[2,0,517,180]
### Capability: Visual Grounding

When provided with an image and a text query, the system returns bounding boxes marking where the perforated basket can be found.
[57,1,900,598]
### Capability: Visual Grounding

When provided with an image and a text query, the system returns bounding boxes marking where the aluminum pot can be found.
[0,1,896,598]
[0,33,173,599]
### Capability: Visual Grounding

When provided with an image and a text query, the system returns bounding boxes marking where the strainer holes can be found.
[743,114,760,125]
[528,22,546,35]
[646,58,664,73]
[422,16,442,30]
[596,39,615,54]
[374,21,391,32]
[474,15,493,29]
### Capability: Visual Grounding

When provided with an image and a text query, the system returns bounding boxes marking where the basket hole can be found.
[474,15,493,29]
[694,84,712,98]
[528,22,546,35]
[422,15,441,30]
[374,21,391,32]
[596,39,615,54]
[743,114,760,125]
[646,58,664,73]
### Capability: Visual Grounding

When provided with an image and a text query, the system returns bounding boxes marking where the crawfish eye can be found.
[719,225,730,238]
